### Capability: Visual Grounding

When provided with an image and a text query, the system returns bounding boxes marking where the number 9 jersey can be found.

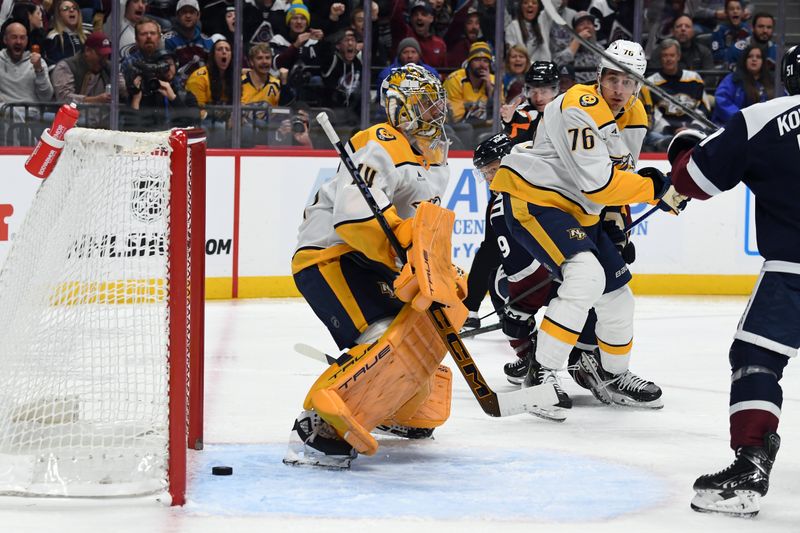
[490,83,653,226]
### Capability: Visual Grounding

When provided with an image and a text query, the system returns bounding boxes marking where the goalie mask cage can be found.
[0,128,205,506]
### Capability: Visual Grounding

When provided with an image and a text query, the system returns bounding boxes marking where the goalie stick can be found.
[459,322,502,338]
[315,112,559,417]
[540,0,716,131]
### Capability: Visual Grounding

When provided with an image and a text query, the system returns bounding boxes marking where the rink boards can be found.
[0,149,763,299]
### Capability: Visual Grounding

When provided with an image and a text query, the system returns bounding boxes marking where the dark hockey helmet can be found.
[473,133,513,168]
[781,44,800,96]
[524,61,559,88]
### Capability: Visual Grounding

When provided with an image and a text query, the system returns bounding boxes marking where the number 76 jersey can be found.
[491,84,655,225]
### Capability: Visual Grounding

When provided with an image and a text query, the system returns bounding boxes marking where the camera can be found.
[291,115,307,134]
[131,58,171,97]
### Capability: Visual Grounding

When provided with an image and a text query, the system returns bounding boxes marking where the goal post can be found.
[0,127,206,506]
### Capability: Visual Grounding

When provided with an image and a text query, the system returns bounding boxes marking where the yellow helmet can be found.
[381,64,447,143]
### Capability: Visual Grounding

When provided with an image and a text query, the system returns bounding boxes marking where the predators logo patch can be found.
[579,94,598,107]
[376,127,396,141]
[567,227,587,240]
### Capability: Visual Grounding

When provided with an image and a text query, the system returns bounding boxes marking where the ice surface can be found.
[2,296,799,533]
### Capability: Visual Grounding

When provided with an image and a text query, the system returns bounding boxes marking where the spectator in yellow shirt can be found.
[443,41,501,126]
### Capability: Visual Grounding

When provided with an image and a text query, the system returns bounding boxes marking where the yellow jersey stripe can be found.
[291,244,354,275]
[597,337,633,356]
[540,317,580,345]
[583,168,657,206]
[318,260,367,332]
[510,196,566,266]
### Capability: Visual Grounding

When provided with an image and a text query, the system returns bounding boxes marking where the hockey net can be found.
[0,128,205,505]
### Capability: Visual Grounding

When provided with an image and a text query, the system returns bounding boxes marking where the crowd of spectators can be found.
[0,0,792,148]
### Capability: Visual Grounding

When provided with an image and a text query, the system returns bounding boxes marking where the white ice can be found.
[2,296,799,533]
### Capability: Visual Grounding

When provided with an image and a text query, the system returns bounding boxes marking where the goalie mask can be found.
[382,64,447,145]
[597,40,647,111]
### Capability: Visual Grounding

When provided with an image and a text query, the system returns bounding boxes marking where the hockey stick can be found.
[623,204,660,232]
[316,112,558,417]
[540,0,716,131]
[460,321,502,338]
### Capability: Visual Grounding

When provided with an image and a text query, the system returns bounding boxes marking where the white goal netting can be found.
[0,129,181,497]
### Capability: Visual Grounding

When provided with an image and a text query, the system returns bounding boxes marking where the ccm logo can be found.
[0,204,12,241]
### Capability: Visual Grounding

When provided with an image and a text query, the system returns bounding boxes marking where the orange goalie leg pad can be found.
[301,303,465,455]
[385,365,452,429]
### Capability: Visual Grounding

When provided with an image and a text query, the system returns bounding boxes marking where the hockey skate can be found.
[691,432,780,517]
[460,311,481,332]
[283,410,357,470]
[576,349,663,408]
[373,424,435,440]
[522,359,572,422]
[504,332,537,385]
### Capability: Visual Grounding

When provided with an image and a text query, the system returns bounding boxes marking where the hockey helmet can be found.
[473,133,512,181]
[781,44,800,96]
[597,39,647,107]
[525,61,559,88]
[382,63,447,143]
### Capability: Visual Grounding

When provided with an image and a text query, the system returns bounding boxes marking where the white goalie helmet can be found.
[597,39,647,101]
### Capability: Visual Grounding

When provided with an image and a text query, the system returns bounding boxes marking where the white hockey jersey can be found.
[491,83,655,226]
[292,123,450,274]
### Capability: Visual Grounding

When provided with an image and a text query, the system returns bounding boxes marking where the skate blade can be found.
[529,406,567,422]
[690,490,759,518]
[282,446,353,470]
[611,395,664,409]
[506,376,524,385]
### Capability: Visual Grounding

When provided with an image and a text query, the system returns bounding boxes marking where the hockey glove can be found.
[666,128,707,165]
[638,167,690,215]
[601,207,636,264]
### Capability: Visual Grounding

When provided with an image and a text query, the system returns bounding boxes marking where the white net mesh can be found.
[0,128,178,497]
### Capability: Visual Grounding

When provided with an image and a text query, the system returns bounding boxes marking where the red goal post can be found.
[0,128,206,506]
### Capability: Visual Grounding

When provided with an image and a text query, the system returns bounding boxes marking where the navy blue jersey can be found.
[488,193,543,282]
[673,95,800,263]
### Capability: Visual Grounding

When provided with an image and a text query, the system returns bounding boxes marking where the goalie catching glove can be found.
[393,202,467,311]
[638,166,690,215]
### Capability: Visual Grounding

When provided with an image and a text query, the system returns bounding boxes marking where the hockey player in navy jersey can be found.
[285,64,467,469]
[669,44,800,518]
[489,40,689,421]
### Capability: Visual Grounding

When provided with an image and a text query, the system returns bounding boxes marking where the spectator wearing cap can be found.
[552,11,599,84]
[443,41,501,127]
[444,3,481,68]
[127,48,199,130]
[0,19,53,120]
[319,28,362,121]
[104,0,148,57]
[45,0,86,65]
[272,1,326,103]
[505,0,550,63]
[164,0,213,78]
[375,37,439,95]
[390,0,447,70]
[51,31,126,105]
[243,0,289,50]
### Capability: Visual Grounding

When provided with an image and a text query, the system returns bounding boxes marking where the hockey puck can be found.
[211,466,233,476]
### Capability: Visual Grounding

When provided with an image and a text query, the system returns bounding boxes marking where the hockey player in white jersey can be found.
[285,64,468,469]
[489,40,689,419]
